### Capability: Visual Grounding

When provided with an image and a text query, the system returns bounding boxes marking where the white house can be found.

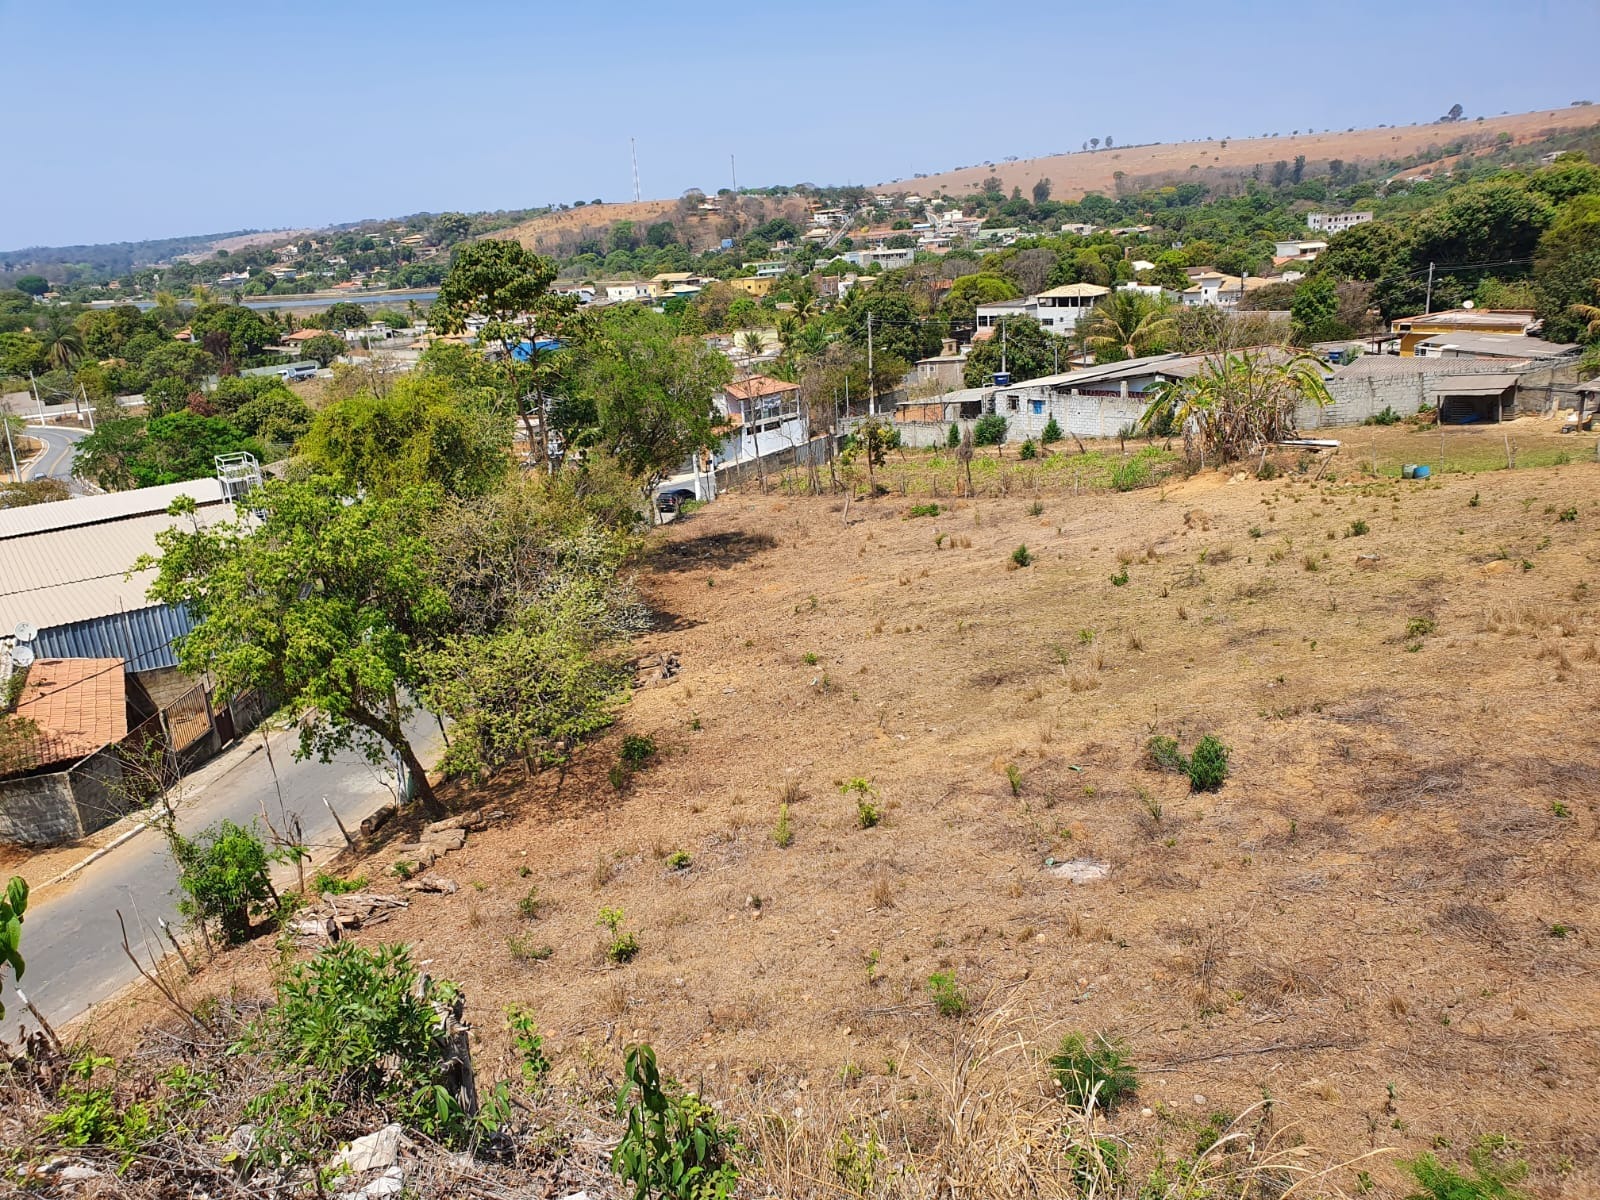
[1181,271,1243,308]
[846,247,915,271]
[974,297,1034,332]
[1306,211,1373,234]
[603,281,649,303]
[1272,239,1328,261]
[717,375,808,464]
[1033,283,1109,334]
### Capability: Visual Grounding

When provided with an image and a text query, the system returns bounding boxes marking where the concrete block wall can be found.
[995,390,1148,442]
[0,773,85,845]
[1309,361,1531,428]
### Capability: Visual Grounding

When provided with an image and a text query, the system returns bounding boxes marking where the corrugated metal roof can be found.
[0,505,232,633]
[1426,373,1521,397]
[0,478,226,541]
[32,604,193,672]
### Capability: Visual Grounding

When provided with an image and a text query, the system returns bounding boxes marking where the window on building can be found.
[1030,400,1043,415]
[1007,396,1019,412]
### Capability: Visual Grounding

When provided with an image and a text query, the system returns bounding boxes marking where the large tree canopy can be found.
[299,375,512,499]
[144,480,451,812]
[963,315,1060,386]
[1534,195,1600,343]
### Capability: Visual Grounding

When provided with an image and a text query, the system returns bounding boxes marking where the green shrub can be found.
[855,800,881,829]
[1558,506,1577,522]
[1019,438,1038,460]
[309,869,365,896]
[1005,763,1022,796]
[1186,735,1230,792]
[1049,1032,1138,1112]
[508,934,554,962]
[773,803,794,848]
[973,413,1008,446]
[1348,518,1369,536]
[1041,415,1063,445]
[1011,544,1033,568]
[1407,616,1437,638]
[946,423,961,449]
[1110,457,1151,492]
[1144,735,1188,774]
[517,887,542,919]
[908,502,942,518]
[0,875,27,1022]
[1028,500,1044,516]
[621,734,657,765]
[666,850,692,870]
[1404,1136,1528,1200]
[174,819,274,943]
[1110,567,1129,586]
[507,1006,551,1087]
[832,1129,887,1195]
[243,943,477,1160]
[600,906,640,963]
[613,1043,743,1200]
[1364,406,1401,426]
[927,971,969,1017]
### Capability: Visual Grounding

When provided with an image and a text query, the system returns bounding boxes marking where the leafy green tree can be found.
[76,412,262,490]
[300,376,512,499]
[0,331,45,379]
[839,286,940,365]
[72,417,148,490]
[1083,292,1177,361]
[299,332,346,367]
[321,301,371,331]
[963,315,1057,386]
[189,303,277,366]
[429,211,473,246]
[231,387,313,448]
[173,819,274,943]
[1290,275,1342,345]
[136,340,214,390]
[562,306,731,492]
[14,275,47,296]
[940,273,1021,320]
[433,239,583,458]
[1535,195,1600,342]
[1411,179,1553,275]
[143,479,451,814]
[76,305,161,358]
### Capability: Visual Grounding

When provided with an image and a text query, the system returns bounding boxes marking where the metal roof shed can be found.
[1427,374,1520,424]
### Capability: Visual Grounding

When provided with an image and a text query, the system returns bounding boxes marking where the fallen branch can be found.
[117,909,200,1030]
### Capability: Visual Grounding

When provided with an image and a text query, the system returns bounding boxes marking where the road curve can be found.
[23,424,87,482]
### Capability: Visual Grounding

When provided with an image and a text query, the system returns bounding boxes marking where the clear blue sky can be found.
[3,0,1597,248]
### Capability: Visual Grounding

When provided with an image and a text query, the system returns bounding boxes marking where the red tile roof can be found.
[10,658,127,772]
[724,375,800,401]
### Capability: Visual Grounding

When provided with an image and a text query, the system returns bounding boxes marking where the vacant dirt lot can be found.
[87,427,1600,1196]
[890,106,1600,200]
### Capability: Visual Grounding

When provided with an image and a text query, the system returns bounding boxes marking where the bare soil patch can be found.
[81,428,1600,1195]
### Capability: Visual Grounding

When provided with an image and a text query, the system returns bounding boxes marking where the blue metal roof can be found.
[32,604,194,673]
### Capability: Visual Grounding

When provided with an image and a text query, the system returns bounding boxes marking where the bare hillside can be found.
[883,105,1600,198]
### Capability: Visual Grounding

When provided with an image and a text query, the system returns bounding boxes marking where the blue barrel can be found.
[1412,464,1431,479]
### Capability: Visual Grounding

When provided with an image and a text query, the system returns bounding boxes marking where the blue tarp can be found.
[511,339,563,362]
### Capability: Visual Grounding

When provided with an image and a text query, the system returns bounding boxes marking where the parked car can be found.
[655,489,695,513]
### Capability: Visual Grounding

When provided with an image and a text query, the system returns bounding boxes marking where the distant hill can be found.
[882,105,1600,200]
[0,229,276,284]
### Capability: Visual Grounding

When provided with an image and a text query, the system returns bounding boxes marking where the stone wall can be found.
[0,772,85,845]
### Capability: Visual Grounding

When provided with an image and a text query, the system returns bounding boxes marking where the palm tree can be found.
[790,291,817,323]
[1140,349,1331,464]
[44,327,84,373]
[775,313,802,356]
[1569,279,1600,340]
[1084,292,1177,361]
[739,330,765,359]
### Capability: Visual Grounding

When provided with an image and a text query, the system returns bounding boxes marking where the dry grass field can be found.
[84,422,1600,1197]
[887,106,1600,199]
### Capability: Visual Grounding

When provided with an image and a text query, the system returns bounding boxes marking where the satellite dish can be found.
[10,644,34,668]
[12,622,35,642]
[1462,300,1475,309]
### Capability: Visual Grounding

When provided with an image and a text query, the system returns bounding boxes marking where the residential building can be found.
[845,247,915,271]
[1306,211,1374,234]
[1271,239,1328,261]
[751,261,788,278]
[908,342,967,394]
[717,375,807,464]
[1414,332,1579,361]
[648,272,713,299]
[974,297,1034,332]
[727,276,777,297]
[602,281,650,303]
[1391,308,1539,356]
[983,354,1206,441]
[1181,270,1244,308]
[1060,223,1098,237]
[1033,283,1109,334]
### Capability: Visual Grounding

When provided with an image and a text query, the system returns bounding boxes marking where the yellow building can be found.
[726,276,776,298]
[1392,309,1537,357]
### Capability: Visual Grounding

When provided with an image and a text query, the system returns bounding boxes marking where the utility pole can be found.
[1424,261,1435,314]
[866,311,875,415]
[1001,317,1008,377]
[3,413,18,481]
[730,153,737,193]
[631,138,641,203]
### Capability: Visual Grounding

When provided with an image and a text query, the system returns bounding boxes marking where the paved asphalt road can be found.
[22,423,86,482]
[1,712,445,1037]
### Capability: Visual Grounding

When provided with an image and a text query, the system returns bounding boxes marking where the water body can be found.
[130,289,439,313]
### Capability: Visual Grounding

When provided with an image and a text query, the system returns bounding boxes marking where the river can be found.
[129,288,439,313]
